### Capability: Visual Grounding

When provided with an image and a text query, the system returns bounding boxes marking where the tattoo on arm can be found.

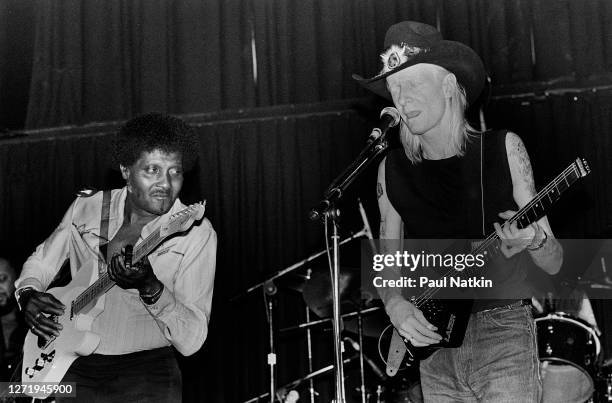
[510,135,536,195]
[377,182,384,200]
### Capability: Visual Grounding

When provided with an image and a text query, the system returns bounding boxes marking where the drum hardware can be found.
[242,355,359,403]
[230,229,369,302]
[232,223,368,403]
[376,385,384,403]
[279,306,383,334]
[264,281,278,403]
[305,303,316,403]
[230,223,368,403]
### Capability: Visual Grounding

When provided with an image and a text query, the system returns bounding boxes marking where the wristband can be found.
[15,287,36,311]
[140,283,164,305]
[527,230,548,251]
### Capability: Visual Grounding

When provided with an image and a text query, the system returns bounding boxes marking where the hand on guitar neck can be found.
[385,296,442,347]
[20,289,65,341]
[494,210,547,258]
[108,245,164,304]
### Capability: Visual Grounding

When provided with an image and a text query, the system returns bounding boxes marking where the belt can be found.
[473,298,531,313]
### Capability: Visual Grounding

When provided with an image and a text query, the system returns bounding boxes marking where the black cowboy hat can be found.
[352,21,486,106]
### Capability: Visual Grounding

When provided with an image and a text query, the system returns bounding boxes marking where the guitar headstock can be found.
[575,157,591,177]
[160,201,206,237]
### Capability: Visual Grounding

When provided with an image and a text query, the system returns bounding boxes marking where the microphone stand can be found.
[263,281,278,403]
[309,125,392,403]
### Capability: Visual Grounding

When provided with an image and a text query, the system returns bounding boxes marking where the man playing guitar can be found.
[354,21,563,401]
[15,112,217,402]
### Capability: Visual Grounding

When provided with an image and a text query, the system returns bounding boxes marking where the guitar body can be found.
[22,260,103,399]
[380,299,473,367]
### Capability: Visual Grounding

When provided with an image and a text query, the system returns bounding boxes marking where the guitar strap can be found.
[98,190,111,274]
[385,328,407,376]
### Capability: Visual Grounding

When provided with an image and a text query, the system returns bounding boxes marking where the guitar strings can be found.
[411,162,578,307]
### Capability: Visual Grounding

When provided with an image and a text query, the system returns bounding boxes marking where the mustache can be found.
[150,191,171,197]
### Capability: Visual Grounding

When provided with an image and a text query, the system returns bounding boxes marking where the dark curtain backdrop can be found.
[19,0,612,128]
[23,0,433,128]
[0,0,35,130]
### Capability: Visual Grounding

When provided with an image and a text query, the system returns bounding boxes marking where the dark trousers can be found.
[57,347,181,403]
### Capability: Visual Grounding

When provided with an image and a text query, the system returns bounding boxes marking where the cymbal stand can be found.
[358,309,366,403]
[230,229,368,302]
[325,209,346,402]
[264,281,277,403]
[305,299,316,403]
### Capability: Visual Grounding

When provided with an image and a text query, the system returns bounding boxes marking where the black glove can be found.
[108,245,159,294]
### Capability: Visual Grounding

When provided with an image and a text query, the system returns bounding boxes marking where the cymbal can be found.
[342,306,388,338]
[301,266,362,318]
[300,266,387,337]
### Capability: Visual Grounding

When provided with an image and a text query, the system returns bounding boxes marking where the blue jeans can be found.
[420,304,541,402]
[57,347,181,403]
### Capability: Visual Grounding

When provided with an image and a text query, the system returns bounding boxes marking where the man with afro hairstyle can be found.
[16,112,216,402]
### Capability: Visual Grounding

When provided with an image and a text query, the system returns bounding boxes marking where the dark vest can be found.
[385,130,532,306]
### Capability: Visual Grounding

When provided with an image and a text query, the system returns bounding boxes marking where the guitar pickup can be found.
[444,313,456,341]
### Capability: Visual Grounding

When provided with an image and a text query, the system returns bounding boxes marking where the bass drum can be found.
[536,313,601,403]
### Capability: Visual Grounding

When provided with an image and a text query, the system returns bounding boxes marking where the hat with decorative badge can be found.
[352,21,486,106]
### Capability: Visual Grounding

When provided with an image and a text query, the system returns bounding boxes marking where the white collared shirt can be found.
[16,188,217,356]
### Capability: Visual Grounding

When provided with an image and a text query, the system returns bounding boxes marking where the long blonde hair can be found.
[400,69,478,164]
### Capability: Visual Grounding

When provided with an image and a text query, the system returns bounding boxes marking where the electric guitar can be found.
[379,158,591,373]
[21,202,206,398]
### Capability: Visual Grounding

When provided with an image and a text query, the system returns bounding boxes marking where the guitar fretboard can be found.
[474,159,586,261]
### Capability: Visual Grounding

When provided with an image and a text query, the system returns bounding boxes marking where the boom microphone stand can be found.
[308,107,399,403]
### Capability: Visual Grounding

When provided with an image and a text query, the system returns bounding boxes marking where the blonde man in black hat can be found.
[355,21,563,401]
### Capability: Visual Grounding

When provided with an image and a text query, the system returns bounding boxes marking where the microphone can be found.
[367,107,401,144]
[308,108,397,221]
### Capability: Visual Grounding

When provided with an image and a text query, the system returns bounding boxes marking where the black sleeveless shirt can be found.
[385,130,532,306]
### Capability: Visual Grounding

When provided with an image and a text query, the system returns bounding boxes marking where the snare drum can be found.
[536,313,601,403]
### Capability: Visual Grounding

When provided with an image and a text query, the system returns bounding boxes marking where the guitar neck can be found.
[476,158,589,258]
[71,228,163,316]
